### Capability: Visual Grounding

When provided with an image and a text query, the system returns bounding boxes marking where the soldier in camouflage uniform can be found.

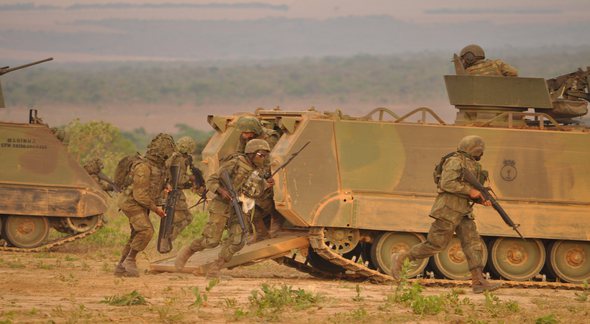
[160,136,203,252]
[390,135,501,294]
[460,44,518,77]
[114,133,176,277]
[174,139,273,277]
[83,158,115,192]
[235,116,282,241]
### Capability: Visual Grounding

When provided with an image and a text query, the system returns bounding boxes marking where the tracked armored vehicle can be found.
[0,59,109,251]
[153,66,590,285]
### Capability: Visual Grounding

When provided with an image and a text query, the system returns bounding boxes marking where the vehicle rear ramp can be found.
[149,231,309,274]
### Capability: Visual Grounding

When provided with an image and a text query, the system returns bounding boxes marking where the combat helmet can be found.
[458,135,485,159]
[245,139,270,154]
[237,116,263,136]
[176,136,196,154]
[83,158,104,175]
[460,44,485,67]
[146,133,176,161]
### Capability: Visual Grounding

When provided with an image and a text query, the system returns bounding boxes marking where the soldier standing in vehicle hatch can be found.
[174,139,274,277]
[114,133,176,277]
[459,44,518,77]
[390,135,501,294]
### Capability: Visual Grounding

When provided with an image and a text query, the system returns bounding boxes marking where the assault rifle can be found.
[157,165,181,253]
[220,169,248,243]
[97,172,121,193]
[463,169,524,239]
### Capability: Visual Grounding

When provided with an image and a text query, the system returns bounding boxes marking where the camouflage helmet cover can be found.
[458,135,485,158]
[83,158,104,174]
[176,136,196,154]
[237,116,263,135]
[460,44,485,67]
[245,139,270,154]
[147,133,176,159]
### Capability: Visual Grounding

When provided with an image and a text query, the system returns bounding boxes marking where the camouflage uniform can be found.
[466,59,518,77]
[166,137,198,243]
[460,44,518,77]
[235,116,281,241]
[115,134,176,277]
[391,135,501,293]
[175,139,270,275]
[407,150,486,271]
[83,158,114,192]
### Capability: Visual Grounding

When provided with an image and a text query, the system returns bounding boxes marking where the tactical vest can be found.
[466,59,504,76]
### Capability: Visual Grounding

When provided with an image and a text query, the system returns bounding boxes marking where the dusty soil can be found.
[1,250,588,323]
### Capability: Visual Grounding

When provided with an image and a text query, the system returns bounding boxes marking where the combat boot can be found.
[113,262,127,277]
[471,268,501,294]
[159,238,172,254]
[390,251,409,280]
[175,245,195,271]
[205,258,226,278]
[122,250,140,277]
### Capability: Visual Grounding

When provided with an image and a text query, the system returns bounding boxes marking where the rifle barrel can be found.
[0,58,53,76]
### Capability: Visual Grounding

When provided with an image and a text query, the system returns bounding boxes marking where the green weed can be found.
[352,284,364,302]
[483,291,519,317]
[101,290,148,306]
[35,261,54,270]
[64,255,78,262]
[190,278,220,308]
[574,280,589,302]
[247,283,321,320]
[535,314,558,324]
[152,297,184,323]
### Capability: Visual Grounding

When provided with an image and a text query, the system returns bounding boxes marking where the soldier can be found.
[236,116,280,153]
[83,158,115,192]
[390,135,501,294]
[161,136,203,252]
[174,139,273,277]
[235,116,282,241]
[114,133,176,277]
[460,44,518,77]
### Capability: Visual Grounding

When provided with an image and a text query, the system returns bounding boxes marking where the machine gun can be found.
[220,169,248,243]
[187,155,207,209]
[463,169,524,239]
[157,165,181,253]
[546,67,590,102]
[1,58,54,108]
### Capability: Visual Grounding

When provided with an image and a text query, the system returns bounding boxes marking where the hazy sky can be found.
[1,0,589,30]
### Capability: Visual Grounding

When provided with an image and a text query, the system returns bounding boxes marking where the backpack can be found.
[432,152,457,185]
[114,153,142,190]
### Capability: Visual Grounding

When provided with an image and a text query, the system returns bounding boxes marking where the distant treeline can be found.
[3,48,590,107]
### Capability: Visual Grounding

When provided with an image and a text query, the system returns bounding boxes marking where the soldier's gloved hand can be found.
[265,178,275,187]
[155,207,166,218]
[217,187,232,201]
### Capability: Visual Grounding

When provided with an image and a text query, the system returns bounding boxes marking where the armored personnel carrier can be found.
[153,65,590,285]
[0,59,109,251]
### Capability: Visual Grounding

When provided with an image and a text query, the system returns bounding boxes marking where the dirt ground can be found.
[0,249,588,323]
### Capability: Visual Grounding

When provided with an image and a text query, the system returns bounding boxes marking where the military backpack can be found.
[114,153,142,190]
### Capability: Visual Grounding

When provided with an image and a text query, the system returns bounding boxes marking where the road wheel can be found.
[431,237,488,280]
[370,232,428,278]
[546,240,590,284]
[489,237,545,281]
[3,215,50,248]
[323,227,360,254]
[65,215,100,233]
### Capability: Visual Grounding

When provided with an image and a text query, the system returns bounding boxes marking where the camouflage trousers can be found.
[121,208,154,252]
[188,199,248,262]
[170,208,193,242]
[408,216,484,271]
